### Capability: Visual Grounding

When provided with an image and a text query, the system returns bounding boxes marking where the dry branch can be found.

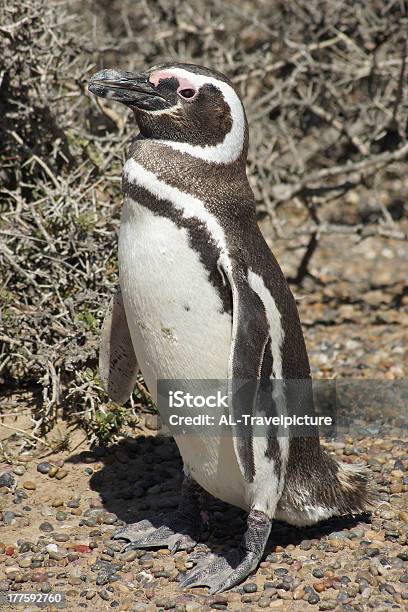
[272,143,408,203]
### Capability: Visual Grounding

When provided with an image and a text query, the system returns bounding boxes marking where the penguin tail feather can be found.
[335,460,377,515]
[277,447,377,527]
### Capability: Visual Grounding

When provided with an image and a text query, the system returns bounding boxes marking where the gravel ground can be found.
[0,425,407,612]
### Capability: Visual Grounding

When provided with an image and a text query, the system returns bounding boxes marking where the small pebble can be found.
[32,573,48,583]
[14,489,28,499]
[308,591,321,605]
[122,550,137,563]
[3,511,15,525]
[67,499,80,508]
[46,543,58,553]
[54,533,69,542]
[99,588,110,600]
[274,567,288,576]
[39,522,54,532]
[293,586,305,600]
[319,602,337,611]
[55,469,68,480]
[103,512,117,525]
[365,547,380,558]
[243,583,257,593]
[74,545,91,554]
[37,462,52,475]
[0,472,15,488]
[12,466,26,476]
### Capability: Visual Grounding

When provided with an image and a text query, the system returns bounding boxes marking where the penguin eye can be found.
[178,88,196,100]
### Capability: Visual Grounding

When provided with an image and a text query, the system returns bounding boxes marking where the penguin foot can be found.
[180,509,271,594]
[113,475,203,553]
[112,511,199,553]
[180,548,259,593]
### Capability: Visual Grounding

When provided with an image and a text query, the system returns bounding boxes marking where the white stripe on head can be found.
[148,67,246,164]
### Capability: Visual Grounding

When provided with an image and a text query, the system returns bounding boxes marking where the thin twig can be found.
[1,422,52,448]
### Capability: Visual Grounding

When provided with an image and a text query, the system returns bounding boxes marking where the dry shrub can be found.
[0,0,407,439]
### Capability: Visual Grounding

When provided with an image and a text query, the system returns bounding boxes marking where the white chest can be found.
[118,197,232,392]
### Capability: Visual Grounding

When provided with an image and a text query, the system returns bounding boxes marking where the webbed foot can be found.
[179,548,258,593]
[112,511,198,553]
[180,509,271,593]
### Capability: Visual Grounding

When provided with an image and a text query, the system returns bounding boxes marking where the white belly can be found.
[118,198,249,508]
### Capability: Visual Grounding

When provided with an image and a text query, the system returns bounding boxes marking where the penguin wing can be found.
[220,256,272,483]
[99,287,139,404]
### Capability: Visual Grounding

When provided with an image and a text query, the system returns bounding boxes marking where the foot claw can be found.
[170,534,196,554]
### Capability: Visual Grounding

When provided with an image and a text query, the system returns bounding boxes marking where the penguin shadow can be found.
[67,435,371,568]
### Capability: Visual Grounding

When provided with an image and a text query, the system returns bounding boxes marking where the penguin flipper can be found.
[99,287,139,404]
[220,257,271,484]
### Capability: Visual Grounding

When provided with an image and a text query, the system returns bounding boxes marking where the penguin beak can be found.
[88,69,168,110]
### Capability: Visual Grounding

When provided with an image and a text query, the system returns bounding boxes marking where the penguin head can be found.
[89,63,247,160]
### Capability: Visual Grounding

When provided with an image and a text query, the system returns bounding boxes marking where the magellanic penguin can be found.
[88,63,374,593]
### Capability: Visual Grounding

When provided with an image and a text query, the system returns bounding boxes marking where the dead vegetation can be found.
[0,0,407,444]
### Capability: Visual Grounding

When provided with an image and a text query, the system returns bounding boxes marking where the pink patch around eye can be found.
[149,70,197,95]
[149,70,173,87]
